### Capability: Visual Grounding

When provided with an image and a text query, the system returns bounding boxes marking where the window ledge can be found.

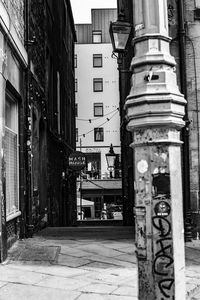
[6,211,21,222]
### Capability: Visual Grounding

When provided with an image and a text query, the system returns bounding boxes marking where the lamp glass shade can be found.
[106,155,116,169]
[106,145,116,169]
[110,21,132,53]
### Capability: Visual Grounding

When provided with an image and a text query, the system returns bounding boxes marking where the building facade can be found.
[117,0,200,236]
[44,0,77,227]
[0,0,76,262]
[0,0,27,262]
[168,0,200,236]
[75,9,123,221]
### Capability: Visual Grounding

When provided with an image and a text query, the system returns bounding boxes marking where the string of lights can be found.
[76,107,119,122]
[78,110,119,138]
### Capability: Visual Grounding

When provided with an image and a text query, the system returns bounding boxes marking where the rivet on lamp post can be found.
[105,144,116,179]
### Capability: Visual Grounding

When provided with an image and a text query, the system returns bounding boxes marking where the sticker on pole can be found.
[68,151,86,171]
[154,201,171,217]
[137,159,148,174]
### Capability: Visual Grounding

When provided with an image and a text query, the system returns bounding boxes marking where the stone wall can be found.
[1,0,24,44]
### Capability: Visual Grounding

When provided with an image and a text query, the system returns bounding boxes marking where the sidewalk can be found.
[185,240,200,299]
[0,226,199,299]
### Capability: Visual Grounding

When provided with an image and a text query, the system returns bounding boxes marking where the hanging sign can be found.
[68,151,86,171]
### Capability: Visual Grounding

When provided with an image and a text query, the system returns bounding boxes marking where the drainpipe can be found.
[117,0,134,226]
[177,0,192,241]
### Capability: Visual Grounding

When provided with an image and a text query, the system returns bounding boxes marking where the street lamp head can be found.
[106,144,117,169]
[109,11,132,54]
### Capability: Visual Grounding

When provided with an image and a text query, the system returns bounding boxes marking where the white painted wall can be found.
[75,43,120,177]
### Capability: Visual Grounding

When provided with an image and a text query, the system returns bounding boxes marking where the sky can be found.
[71,0,117,24]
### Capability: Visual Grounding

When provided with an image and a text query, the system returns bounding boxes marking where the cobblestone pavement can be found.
[0,226,199,299]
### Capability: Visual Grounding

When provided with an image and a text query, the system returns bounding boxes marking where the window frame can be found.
[92,31,102,43]
[93,54,103,68]
[93,78,103,92]
[94,127,104,142]
[76,128,78,142]
[94,102,103,117]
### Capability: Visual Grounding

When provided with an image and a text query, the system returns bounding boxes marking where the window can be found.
[85,153,101,179]
[74,54,77,68]
[5,92,19,217]
[75,103,78,117]
[93,78,103,92]
[93,54,102,67]
[75,79,78,92]
[195,0,200,7]
[92,31,102,43]
[94,128,104,142]
[94,103,103,117]
[76,128,78,142]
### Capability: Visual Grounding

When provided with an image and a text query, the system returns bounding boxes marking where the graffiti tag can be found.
[152,215,174,299]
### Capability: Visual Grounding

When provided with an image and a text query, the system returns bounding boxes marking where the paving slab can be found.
[112,286,138,296]
[79,282,117,294]
[4,263,90,278]
[59,247,90,257]
[0,283,80,300]
[80,253,134,268]
[77,294,136,300]
[0,266,47,285]
[57,253,91,267]
[115,253,137,264]
[35,275,91,291]
[76,243,123,257]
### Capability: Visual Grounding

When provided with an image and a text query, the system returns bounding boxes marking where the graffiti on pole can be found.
[151,144,174,299]
[152,215,174,298]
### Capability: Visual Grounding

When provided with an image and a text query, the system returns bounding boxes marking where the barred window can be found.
[5,92,19,218]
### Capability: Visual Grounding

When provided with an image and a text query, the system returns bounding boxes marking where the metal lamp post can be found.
[105,144,116,179]
[110,1,186,299]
